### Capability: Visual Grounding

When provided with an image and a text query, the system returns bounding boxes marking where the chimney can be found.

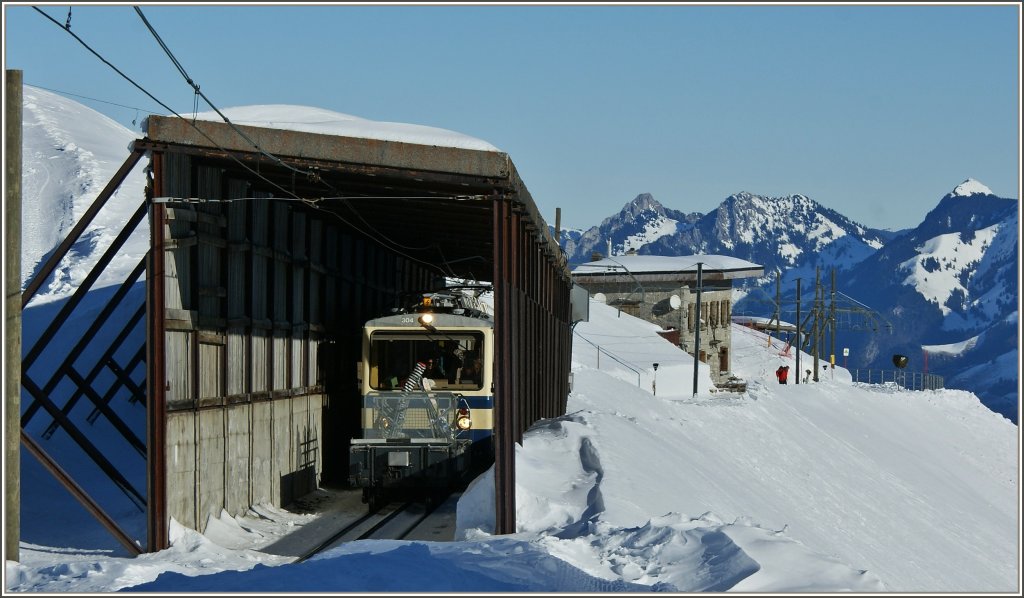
[590,251,603,262]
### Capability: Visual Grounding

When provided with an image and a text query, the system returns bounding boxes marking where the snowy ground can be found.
[6,299,1019,593]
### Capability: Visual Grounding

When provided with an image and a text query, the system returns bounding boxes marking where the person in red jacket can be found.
[775,365,789,384]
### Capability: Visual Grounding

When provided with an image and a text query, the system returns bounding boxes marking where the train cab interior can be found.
[369,333,485,392]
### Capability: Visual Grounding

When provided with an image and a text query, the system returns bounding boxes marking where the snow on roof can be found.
[951,178,993,197]
[923,335,980,356]
[189,104,501,152]
[732,315,797,329]
[572,254,763,276]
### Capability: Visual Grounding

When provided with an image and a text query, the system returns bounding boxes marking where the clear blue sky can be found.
[3,2,1020,231]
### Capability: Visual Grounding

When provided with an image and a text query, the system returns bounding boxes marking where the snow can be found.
[573,254,762,275]
[6,85,1020,594]
[924,335,981,357]
[777,240,803,263]
[189,104,501,152]
[952,178,995,197]
[899,223,999,315]
[808,216,847,247]
[621,216,678,254]
[732,315,797,329]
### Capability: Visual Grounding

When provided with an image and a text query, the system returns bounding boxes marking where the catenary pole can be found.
[692,263,703,397]
[813,268,820,382]
[830,268,836,370]
[795,278,801,385]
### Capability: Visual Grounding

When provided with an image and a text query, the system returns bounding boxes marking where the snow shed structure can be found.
[20,112,573,554]
[572,254,763,385]
[138,114,575,549]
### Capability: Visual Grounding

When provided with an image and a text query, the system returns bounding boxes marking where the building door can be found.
[719,347,729,373]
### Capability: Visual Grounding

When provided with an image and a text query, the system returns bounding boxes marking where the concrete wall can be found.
[165,392,322,532]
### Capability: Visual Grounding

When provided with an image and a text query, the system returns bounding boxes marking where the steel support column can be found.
[146,152,169,552]
[493,196,517,535]
[492,195,572,535]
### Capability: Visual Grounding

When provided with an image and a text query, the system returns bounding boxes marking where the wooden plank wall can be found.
[157,155,433,533]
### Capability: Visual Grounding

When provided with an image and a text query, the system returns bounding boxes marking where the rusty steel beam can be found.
[60,367,146,455]
[21,148,145,307]
[85,347,147,424]
[22,202,148,371]
[146,152,169,552]
[493,196,516,535]
[20,374,146,510]
[21,431,142,556]
[490,191,575,535]
[23,257,146,427]
[80,332,146,424]
[81,311,148,422]
[511,210,529,443]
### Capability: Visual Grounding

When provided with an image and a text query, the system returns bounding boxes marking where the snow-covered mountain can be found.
[562,192,895,282]
[560,193,702,263]
[559,186,1018,423]
[842,181,1019,422]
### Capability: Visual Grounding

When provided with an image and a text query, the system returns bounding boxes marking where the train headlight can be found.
[455,407,472,430]
[418,313,435,327]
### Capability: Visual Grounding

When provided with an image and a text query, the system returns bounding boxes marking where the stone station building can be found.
[572,253,764,386]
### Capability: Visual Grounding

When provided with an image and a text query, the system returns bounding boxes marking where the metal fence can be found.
[851,369,944,391]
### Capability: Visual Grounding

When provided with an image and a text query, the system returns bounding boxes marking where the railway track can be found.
[293,494,455,562]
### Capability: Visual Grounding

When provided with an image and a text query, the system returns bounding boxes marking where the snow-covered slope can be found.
[20,86,149,305]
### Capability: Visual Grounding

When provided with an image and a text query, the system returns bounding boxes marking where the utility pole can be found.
[774,272,781,341]
[795,278,801,385]
[830,269,836,371]
[6,68,23,562]
[692,263,703,397]
[554,208,562,248]
[812,267,820,382]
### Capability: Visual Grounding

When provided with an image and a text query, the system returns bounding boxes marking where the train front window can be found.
[369,331,484,391]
